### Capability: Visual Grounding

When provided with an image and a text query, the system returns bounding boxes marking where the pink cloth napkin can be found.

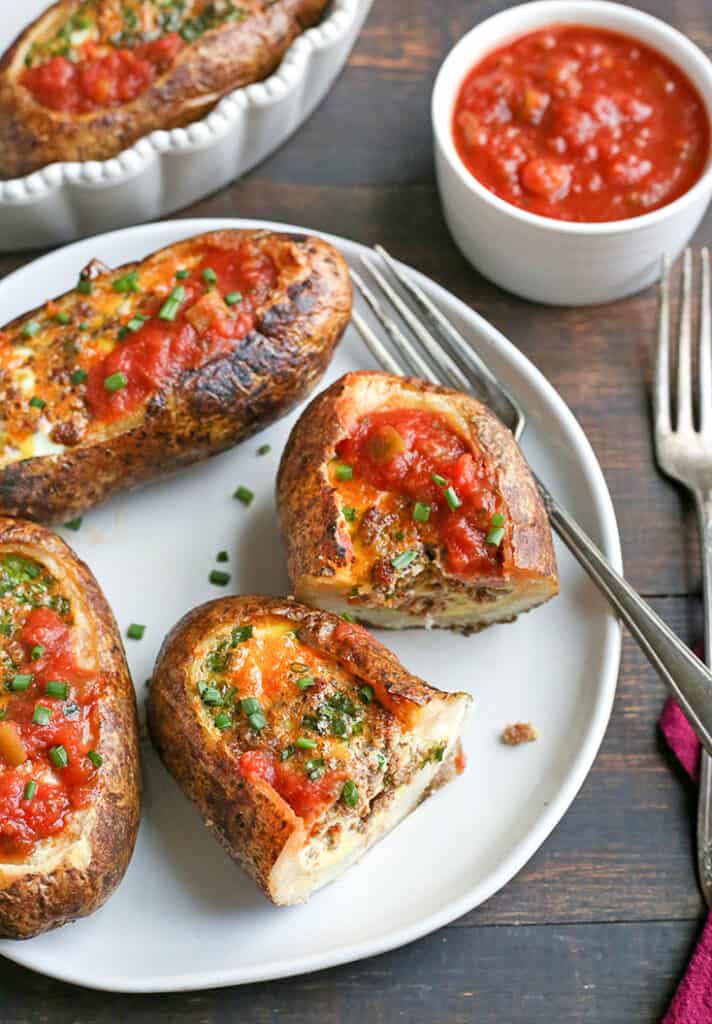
[659,696,712,1022]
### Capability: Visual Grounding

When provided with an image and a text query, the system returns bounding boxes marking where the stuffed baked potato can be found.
[277,371,559,632]
[148,595,470,905]
[0,516,140,939]
[0,0,330,179]
[0,228,351,523]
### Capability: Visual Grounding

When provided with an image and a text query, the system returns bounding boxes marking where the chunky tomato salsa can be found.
[84,242,277,422]
[334,409,507,579]
[21,2,245,114]
[0,554,101,859]
[452,24,710,222]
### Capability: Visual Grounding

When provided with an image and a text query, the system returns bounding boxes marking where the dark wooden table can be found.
[2,1,711,1019]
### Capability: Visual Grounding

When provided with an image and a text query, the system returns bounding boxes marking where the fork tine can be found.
[360,255,474,396]
[677,247,694,433]
[373,245,525,436]
[351,268,437,383]
[655,255,672,438]
[699,247,711,435]
[351,309,406,377]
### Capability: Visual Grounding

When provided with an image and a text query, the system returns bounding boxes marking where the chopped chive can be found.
[70,368,87,385]
[198,682,222,706]
[31,644,45,661]
[225,291,242,306]
[341,780,359,808]
[490,512,505,527]
[29,395,46,409]
[216,550,229,562]
[432,473,447,487]
[248,711,267,731]
[297,736,317,750]
[413,502,431,523]
[32,705,51,726]
[280,745,294,761]
[104,371,128,392]
[158,285,185,321]
[64,702,79,718]
[342,506,358,522]
[306,758,325,781]
[231,625,253,645]
[112,270,140,293]
[257,443,271,456]
[22,321,40,338]
[77,279,93,295]
[358,684,374,704]
[127,623,145,640]
[202,267,217,286]
[79,321,90,331]
[64,517,82,531]
[394,530,405,541]
[335,463,353,481]
[120,314,148,338]
[49,744,68,769]
[241,697,261,716]
[0,708,6,720]
[392,549,417,571]
[209,570,230,586]
[234,485,254,506]
[297,676,314,690]
[176,269,190,280]
[486,526,505,547]
[444,486,462,511]
[214,712,232,732]
[23,780,37,801]
[87,749,103,768]
[341,611,354,623]
[9,674,32,691]
[56,311,71,324]
[46,681,69,699]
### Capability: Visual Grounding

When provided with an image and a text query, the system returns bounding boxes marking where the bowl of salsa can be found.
[432,1,712,305]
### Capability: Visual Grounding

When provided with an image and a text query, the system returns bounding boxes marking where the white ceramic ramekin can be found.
[432,1,712,306]
[0,0,372,252]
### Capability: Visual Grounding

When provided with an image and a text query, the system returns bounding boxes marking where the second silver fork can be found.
[654,247,712,905]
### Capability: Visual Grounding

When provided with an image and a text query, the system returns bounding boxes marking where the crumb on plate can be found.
[501,722,538,746]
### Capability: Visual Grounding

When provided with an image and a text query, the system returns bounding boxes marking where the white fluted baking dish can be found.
[0,0,372,252]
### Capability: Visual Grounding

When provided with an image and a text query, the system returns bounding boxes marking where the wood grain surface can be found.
[1,1,711,1020]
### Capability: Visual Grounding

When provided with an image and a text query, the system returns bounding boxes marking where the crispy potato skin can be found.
[0,517,140,939]
[0,0,329,179]
[276,371,558,620]
[148,596,460,902]
[0,230,351,524]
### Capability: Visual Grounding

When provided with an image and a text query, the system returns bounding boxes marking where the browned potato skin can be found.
[148,596,457,903]
[277,371,558,611]
[0,230,352,524]
[0,517,140,939]
[0,0,330,179]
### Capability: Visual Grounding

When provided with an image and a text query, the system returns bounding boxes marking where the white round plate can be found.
[0,219,622,992]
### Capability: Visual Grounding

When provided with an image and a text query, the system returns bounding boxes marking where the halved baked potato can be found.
[0,516,140,939]
[277,371,559,631]
[148,596,470,905]
[0,228,351,523]
[0,0,330,179]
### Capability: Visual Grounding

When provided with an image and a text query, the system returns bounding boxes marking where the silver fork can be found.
[653,247,712,905]
[349,244,712,761]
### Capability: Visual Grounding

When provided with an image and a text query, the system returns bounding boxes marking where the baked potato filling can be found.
[332,409,510,597]
[0,237,280,466]
[21,1,252,113]
[190,615,449,827]
[0,554,101,860]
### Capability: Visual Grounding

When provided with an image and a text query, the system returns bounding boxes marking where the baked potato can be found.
[0,515,140,939]
[0,228,351,524]
[277,371,559,631]
[148,595,470,905]
[0,0,330,179]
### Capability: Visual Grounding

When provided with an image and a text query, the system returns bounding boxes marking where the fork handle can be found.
[537,479,712,757]
[696,492,712,905]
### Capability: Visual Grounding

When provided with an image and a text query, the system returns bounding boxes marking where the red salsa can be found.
[452,25,710,222]
[0,556,101,860]
[85,241,278,422]
[22,34,184,114]
[336,409,506,578]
